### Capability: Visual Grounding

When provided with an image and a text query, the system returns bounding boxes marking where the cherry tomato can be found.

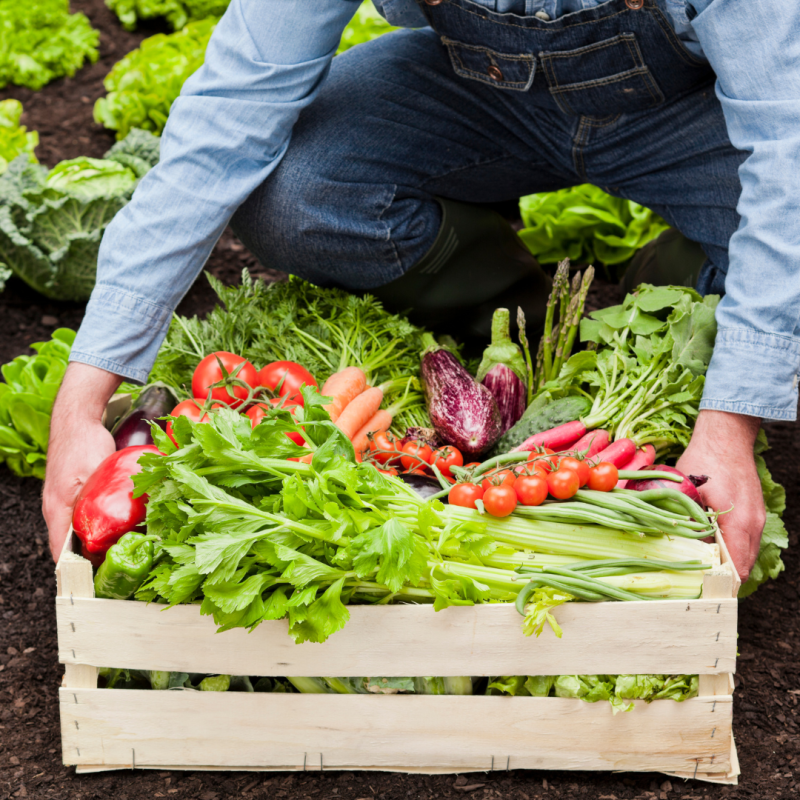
[514,474,549,506]
[258,361,317,406]
[547,468,580,500]
[448,483,485,509]
[463,462,481,469]
[377,467,399,477]
[431,445,463,478]
[558,456,590,487]
[483,484,518,517]
[166,399,223,446]
[588,461,619,492]
[192,352,259,409]
[370,431,398,464]
[480,469,516,492]
[527,448,557,473]
[400,441,433,470]
[245,401,305,445]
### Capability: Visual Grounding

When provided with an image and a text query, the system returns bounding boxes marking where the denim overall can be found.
[232,0,744,296]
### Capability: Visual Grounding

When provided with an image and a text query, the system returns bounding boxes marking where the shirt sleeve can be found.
[70,0,359,384]
[690,0,800,421]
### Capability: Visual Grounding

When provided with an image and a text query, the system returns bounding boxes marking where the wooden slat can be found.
[60,690,732,775]
[55,531,97,690]
[56,596,737,677]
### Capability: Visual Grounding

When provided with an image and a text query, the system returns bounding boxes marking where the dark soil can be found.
[1,2,799,799]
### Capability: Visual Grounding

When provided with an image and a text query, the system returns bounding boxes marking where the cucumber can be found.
[488,395,592,456]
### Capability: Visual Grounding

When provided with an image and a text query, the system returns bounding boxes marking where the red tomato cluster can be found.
[365,432,465,481]
[167,352,317,447]
[447,449,619,519]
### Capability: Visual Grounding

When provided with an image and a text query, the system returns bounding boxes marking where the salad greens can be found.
[94,18,218,140]
[151,270,433,431]
[518,184,670,270]
[106,0,230,31]
[542,284,719,456]
[0,101,37,176]
[0,129,160,300]
[0,0,99,91]
[131,390,715,642]
[0,328,74,479]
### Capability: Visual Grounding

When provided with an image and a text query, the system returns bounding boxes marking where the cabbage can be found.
[0,129,160,300]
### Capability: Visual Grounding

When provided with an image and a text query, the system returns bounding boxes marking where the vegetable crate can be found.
[55,399,740,782]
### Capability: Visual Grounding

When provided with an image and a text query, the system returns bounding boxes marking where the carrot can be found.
[351,409,393,456]
[321,367,366,421]
[335,387,384,440]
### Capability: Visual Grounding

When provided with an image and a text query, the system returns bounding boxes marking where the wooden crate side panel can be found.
[56,596,737,677]
[60,690,732,775]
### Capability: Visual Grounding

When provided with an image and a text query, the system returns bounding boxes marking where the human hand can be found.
[676,409,765,582]
[43,363,122,561]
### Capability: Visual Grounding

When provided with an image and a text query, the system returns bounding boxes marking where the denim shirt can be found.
[71,0,800,422]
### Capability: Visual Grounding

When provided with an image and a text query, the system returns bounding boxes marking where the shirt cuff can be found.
[700,327,800,422]
[69,285,173,385]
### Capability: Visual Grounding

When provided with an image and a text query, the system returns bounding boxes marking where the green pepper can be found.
[94,532,159,600]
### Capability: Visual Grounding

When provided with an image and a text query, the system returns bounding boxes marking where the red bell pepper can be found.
[72,445,162,560]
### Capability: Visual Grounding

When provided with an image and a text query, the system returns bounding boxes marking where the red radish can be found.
[511,420,587,453]
[569,429,609,460]
[588,438,636,468]
[625,464,705,505]
[615,444,656,488]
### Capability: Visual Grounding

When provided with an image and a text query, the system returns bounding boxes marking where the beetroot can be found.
[626,464,704,504]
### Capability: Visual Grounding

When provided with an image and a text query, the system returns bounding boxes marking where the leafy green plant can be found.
[151,270,432,432]
[338,1,397,54]
[0,129,160,300]
[0,0,99,91]
[94,18,217,140]
[518,185,670,268]
[0,328,74,479]
[106,0,229,31]
[0,100,38,176]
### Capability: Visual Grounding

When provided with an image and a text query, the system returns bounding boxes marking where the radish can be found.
[511,420,587,453]
[625,464,705,505]
[615,444,656,488]
[569,429,609,460]
[589,438,636,468]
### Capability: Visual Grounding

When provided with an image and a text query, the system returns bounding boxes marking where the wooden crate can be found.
[55,525,740,782]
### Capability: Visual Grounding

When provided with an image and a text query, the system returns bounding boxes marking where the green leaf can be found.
[287,577,350,644]
[738,512,789,599]
[349,518,427,593]
[668,293,719,376]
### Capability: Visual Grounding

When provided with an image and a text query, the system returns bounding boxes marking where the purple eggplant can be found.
[111,384,176,449]
[476,309,528,433]
[420,336,502,458]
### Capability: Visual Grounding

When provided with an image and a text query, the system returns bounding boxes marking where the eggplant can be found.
[420,336,502,458]
[111,384,177,449]
[399,472,445,501]
[476,309,527,433]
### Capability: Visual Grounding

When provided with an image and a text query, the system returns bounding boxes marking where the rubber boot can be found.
[621,228,707,295]
[371,198,551,340]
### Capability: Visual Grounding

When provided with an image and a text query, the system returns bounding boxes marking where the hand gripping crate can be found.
[56,396,739,782]
[55,531,739,782]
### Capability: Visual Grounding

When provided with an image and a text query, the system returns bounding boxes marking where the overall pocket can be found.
[540,32,664,116]
[441,37,536,92]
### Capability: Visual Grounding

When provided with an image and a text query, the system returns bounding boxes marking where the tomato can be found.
[431,445,463,478]
[547,468,580,500]
[166,399,223,446]
[378,467,399,476]
[588,461,619,492]
[246,400,305,445]
[483,484,518,517]
[558,456,590,487]
[400,441,433,470]
[370,431,399,465]
[258,361,317,406]
[463,462,481,469]
[448,483,485,509]
[527,448,557,473]
[192,352,260,409]
[480,469,516,492]
[514,474,548,506]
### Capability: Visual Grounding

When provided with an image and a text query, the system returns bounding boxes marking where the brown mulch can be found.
[1,2,799,799]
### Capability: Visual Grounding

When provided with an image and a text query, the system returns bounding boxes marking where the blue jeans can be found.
[231,0,744,298]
